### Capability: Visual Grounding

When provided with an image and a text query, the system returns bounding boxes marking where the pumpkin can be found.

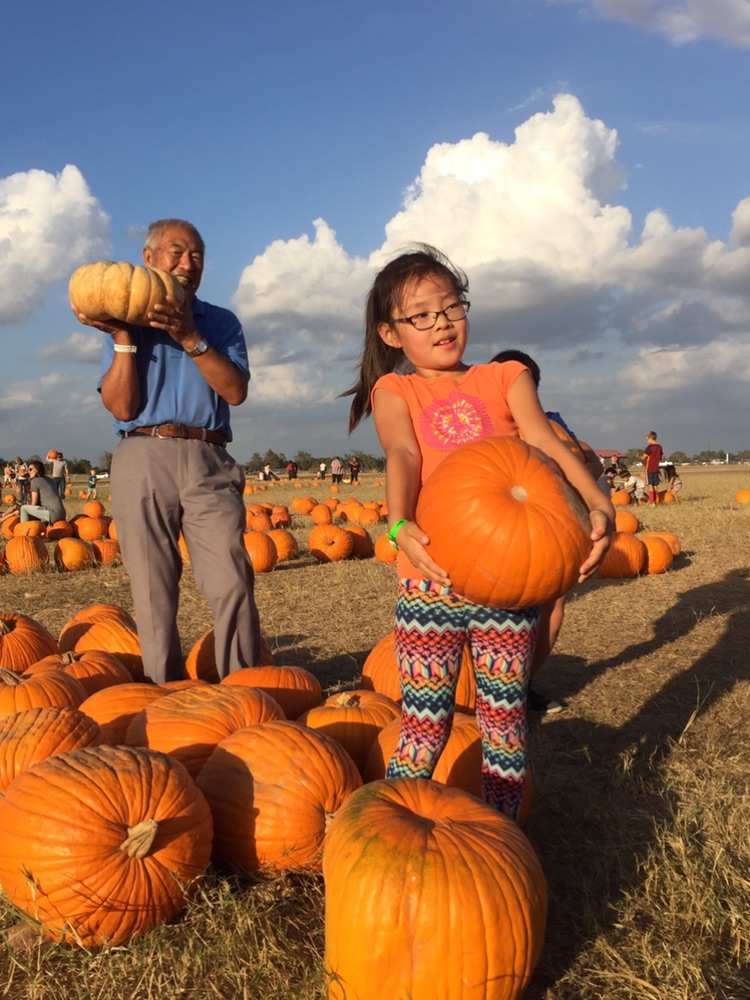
[46,520,74,541]
[358,508,381,527]
[0,668,86,719]
[1,513,20,539]
[2,494,16,506]
[160,679,208,691]
[108,519,119,540]
[270,506,291,528]
[4,536,49,574]
[324,779,547,1000]
[184,628,275,683]
[309,525,354,563]
[374,533,398,564]
[640,534,674,575]
[361,632,476,713]
[79,683,168,744]
[243,531,278,573]
[300,690,399,773]
[736,489,750,505]
[611,489,631,506]
[614,510,640,534]
[267,528,298,562]
[126,684,284,777]
[597,532,647,578]
[324,498,339,511]
[74,516,108,541]
[54,537,96,572]
[310,504,333,525]
[83,500,105,518]
[25,649,132,697]
[0,745,212,948]
[415,437,591,608]
[68,260,185,326]
[662,490,676,504]
[345,525,374,559]
[292,497,316,515]
[197,720,361,874]
[0,614,58,674]
[221,664,322,718]
[247,511,272,532]
[59,604,143,680]
[649,531,681,556]
[0,707,101,792]
[92,538,121,566]
[13,520,45,538]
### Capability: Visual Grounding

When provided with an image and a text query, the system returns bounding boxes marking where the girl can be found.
[664,464,682,501]
[345,245,613,818]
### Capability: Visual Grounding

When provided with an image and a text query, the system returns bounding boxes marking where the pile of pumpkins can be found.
[598,509,681,578]
[0,501,120,576]
[0,601,545,997]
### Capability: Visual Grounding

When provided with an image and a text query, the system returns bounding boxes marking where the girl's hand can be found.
[395,521,452,588]
[578,509,613,582]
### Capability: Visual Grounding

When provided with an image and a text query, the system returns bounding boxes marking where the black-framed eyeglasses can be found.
[392,300,470,331]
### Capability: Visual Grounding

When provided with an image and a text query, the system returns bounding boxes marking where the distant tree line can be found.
[242,449,386,473]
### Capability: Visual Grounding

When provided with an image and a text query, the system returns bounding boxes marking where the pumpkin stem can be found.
[324,811,337,833]
[0,620,13,636]
[338,693,360,708]
[59,652,77,666]
[510,485,528,502]
[120,819,158,859]
[0,669,22,686]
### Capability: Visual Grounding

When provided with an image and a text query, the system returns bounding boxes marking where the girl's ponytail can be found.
[342,245,468,432]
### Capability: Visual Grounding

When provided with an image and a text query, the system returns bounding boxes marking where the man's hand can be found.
[75,311,134,340]
[147,300,199,349]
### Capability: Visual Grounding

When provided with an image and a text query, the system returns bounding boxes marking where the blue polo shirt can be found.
[98,297,250,442]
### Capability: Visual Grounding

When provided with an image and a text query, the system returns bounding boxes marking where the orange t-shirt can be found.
[372,360,528,579]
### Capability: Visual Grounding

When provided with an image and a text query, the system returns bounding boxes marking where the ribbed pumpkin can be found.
[68,260,185,325]
[415,436,591,608]
[0,614,58,674]
[641,534,674,575]
[47,520,74,541]
[126,684,284,777]
[247,511,273,532]
[4,536,49,575]
[292,497,316,515]
[611,489,631,506]
[0,707,101,792]
[0,668,86,719]
[357,508,381,528]
[184,628,275,683]
[54,537,96,572]
[13,519,45,538]
[374,533,398,564]
[1,513,20,539]
[221,664,322,718]
[300,690,399,773]
[74,516,108,541]
[271,506,291,528]
[243,531,277,573]
[79,683,168,744]
[648,531,681,556]
[160,679,208,692]
[597,532,647,578]
[324,779,547,999]
[0,745,212,948]
[615,510,640,534]
[311,503,333,525]
[25,650,132,697]
[309,525,354,562]
[361,632,476,713]
[197,720,361,874]
[267,528,298,562]
[83,500,105,518]
[345,525,374,559]
[59,604,143,680]
[92,538,121,566]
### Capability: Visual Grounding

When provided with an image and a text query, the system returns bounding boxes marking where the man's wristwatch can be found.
[186,338,209,358]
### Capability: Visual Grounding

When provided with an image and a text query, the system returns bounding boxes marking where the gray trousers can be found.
[110,436,260,683]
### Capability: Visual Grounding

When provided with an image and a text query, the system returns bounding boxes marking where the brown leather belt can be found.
[122,423,227,446]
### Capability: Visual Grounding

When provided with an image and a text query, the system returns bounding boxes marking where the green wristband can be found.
[387,519,408,550]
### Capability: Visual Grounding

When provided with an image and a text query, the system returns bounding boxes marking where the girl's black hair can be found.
[490,349,541,387]
[342,244,468,432]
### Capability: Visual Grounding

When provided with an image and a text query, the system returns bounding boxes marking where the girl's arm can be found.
[507,371,614,581]
[373,390,451,586]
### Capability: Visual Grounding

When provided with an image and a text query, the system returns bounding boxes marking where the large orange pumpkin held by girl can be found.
[415,436,591,608]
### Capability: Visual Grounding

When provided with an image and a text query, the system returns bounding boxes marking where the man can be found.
[75,218,260,683]
[50,452,68,499]
[642,431,664,506]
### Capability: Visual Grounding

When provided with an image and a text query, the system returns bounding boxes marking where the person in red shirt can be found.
[642,431,664,506]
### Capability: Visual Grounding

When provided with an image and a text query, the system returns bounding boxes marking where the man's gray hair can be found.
[144,219,205,253]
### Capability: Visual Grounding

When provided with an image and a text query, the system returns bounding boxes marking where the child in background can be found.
[86,467,98,500]
[344,245,613,818]
[642,431,664,506]
[664,464,683,501]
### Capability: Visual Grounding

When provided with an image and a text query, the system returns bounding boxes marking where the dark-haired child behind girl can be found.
[344,245,614,819]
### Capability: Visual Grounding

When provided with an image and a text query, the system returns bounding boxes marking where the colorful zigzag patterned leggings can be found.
[385,579,539,819]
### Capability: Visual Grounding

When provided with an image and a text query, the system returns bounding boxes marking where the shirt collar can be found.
[192,296,206,318]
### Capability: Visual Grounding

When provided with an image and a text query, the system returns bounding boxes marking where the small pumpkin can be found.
[83,500,105,518]
[4,536,49,575]
[25,650,132,697]
[68,260,186,326]
[308,525,354,563]
[300,690,399,772]
[243,531,278,573]
[345,525,374,559]
[615,510,640,534]
[267,528,298,562]
[13,520,46,538]
[310,504,333,525]
[597,532,647,578]
[46,520,74,541]
[54,537,96,572]
[74,516,108,541]
[0,614,58,674]
[374,533,398,565]
[92,538,121,566]
[735,489,750,505]
[640,534,674,574]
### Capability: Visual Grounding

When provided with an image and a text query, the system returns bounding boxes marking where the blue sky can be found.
[3,0,750,461]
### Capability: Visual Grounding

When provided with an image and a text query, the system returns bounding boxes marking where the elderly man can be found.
[75,218,260,683]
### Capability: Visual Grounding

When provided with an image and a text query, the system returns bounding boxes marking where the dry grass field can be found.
[0,466,748,999]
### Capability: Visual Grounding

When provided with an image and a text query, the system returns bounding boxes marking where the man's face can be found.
[144,225,204,299]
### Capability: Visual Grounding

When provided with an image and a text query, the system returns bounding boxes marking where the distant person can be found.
[86,467,98,500]
[3,464,13,488]
[263,463,279,481]
[286,460,298,480]
[642,431,664,506]
[330,456,344,484]
[50,451,69,499]
[620,468,647,504]
[348,455,360,483]
[20,460,65,525]
[14,459,30,505]
[664,463,682,501]
[318,461,327,480]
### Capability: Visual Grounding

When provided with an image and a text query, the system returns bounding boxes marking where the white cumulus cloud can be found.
[0,164,109,324]
[39,331,101,363]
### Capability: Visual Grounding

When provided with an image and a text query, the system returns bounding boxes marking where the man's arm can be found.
[77,311,140,421]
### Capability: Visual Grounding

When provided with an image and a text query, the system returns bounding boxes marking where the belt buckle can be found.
[156,423,186,439]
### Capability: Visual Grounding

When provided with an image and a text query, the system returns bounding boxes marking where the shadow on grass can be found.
[527,568,750,996]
